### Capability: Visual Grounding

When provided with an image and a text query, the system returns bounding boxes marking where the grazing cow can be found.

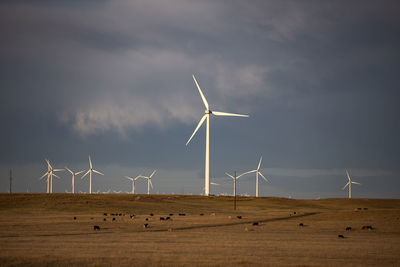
[160,217,165,221]
[200,213,204,216]
[112,218,116,221]
[104,218,107,222]
[119,213,122,216]
[104,213,107,216]
[150,213,154,216]
[169,213,174,216]
[237,216,242,219]
[179,213,186,216]
[346,227,352,231]
[73,217,77,220]
[143,223,149,229]
[93,225,100,230]
[252,222,259,226]
[166,216,171,220]
[362,225,374,230]
[338,234,344,238]
[293,212,297,215]
[299,223,304,227]
[363,208,368,210]
[130,215,135,219]
[145,218,149,221]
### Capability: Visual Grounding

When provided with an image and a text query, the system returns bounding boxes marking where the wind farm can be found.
[1,1,400,266]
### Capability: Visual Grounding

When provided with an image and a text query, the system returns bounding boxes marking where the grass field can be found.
[0,194,399,266]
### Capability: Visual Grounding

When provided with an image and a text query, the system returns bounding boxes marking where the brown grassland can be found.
[0,193,399,266]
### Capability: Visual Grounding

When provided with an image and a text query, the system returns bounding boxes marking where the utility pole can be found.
[9,169,12,194]
[234,171,237,210]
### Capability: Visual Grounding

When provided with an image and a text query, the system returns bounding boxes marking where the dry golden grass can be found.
[0,194,399,266]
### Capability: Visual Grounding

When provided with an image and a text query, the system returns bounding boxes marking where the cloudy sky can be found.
[1,1,399,198]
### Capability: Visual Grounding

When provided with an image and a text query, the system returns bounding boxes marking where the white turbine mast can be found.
[342,170,361,199]
[241,156,268,197]
[141,170,156,195]
[81,156,104,194]
[124,175,144,194]
[39,159,64,193]
[225,171,249,196]
[65,167,84,194]
[186,75,249,196]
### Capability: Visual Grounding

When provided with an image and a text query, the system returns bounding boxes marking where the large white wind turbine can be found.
[39,159,64,193]
[65,167,84,194]
[186,75,249,196]
[141,170,156,195]
[124,175,144,194]
[81,156,104,194]
[241,156,268,197]
[342,170,361,199]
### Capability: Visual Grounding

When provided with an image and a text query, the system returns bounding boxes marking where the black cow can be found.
[112,218,116,221]
[169,213,174,216]
[338,234,344,238]
[299,223,304,227]
[346,227,352,231]
[160,217,165,221]
[73,217,77,220]
[94,225,100,230]
[237,216,242,219]
[143,223,149,229]
[252,222,259,226]
[104,218,107,222]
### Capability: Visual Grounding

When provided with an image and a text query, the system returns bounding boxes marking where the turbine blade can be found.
[75,170,84,175]
[149,170,157,178]
[89,156,92,169]
[212,111,249,117]
[53,174,61,179]
[125,176,134,180]
[352,181,361,185]
[81,170,90,179]
[192,75,209,110]
[225,172,235,179]
[237,170,257,178]
[257,156,263,170]
[210,182,220,186]
[135,175,145,180]
[40,172,48,179]
[186,115,207,145]
[346,170,351,181]
[65,167,73,174]
[259,172,268,182]
[342,182,350,190]
[93,169,104,175]
[53,169,64,172]
[149,179,154,189]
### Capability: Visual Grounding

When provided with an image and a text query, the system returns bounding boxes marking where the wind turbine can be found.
[186,75,249,196]
[39,159,63,193]
[65,167,84,194]
[241,156,268,197]
[225,171,249,197]
[124,175,144,194]
[342,170,361,199]
[81,156,104,194]
[141,170,156,195]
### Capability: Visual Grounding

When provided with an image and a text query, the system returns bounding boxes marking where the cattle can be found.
[160,217,165,221]
[145,218,149,221]
[143,223,149,229]
[362,225,374,230]
[119,213,122,216]
[165,216,171,220]
[363,208,368,210]
[112,218,116,221]
[104,218,107,222]
[237,216,242,219]
[299,223,304,227]
[169,213,174,216]
[104,213,107,216]
[200,213,204,216]
[93,225,100,231]
[346,227,352,231]
[252,222,259,226]
[338,234,344,238]
[73,217,77,220]
[150,213,154,216]
[179,213,186,216]
[130,215,135,219]
[293,212,297,215]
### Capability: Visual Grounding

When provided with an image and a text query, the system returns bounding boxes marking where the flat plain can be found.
[0,194,399,266]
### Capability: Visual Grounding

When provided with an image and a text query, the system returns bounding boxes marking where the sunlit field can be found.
[0,194,399,266]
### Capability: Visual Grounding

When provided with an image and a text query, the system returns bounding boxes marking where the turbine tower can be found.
[225,171,248,196]
[342,170,361,199]
[141,170,156,195]
[65,167,84,194]
[124,175,144,194]
[186,75,249,196]
[40,159,64,193]
[241,157,268,197]
[81,156,104,194]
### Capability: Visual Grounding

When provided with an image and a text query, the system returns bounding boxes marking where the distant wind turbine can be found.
[124,175,144,194]
[141,170,156,195]
[65,167,84,194]
[39,159,64,193]
[81,156,104,194]
[241,156,268,197]
[225,171,249,196]
[342,170,361,199]
[186,75,249,196]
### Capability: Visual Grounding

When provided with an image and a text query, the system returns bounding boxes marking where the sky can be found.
[0,0,399,198]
